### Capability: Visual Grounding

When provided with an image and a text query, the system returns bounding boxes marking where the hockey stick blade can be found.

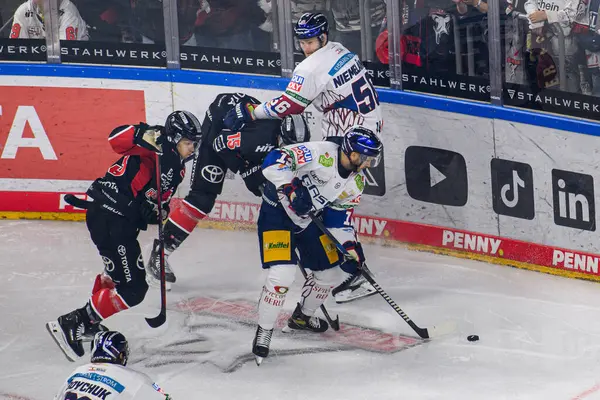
[64,194,91,209]
[308,212,439,339]
[145,311,166,328]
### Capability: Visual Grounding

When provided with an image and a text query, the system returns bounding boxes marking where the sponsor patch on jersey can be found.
[328,52,356,76]
[287,74,305,92]
[354,174,365,191]
[263,230,292,263]
[292,145,313,165]
[319,234,339,264]
[319,153,333,167]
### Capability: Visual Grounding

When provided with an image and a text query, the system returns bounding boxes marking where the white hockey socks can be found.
[257,265,296,330]
[299,267,343,316]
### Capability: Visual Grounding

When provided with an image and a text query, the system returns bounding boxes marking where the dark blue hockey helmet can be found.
[91,331,130,366]
[294,13,329,40]
[341,126,383,168]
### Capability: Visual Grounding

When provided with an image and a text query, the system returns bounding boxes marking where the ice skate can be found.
[333,272,376,304]
[252,325,273,366]
[145,239,174,291]
[282,303,329,333]
[46,309,88,362]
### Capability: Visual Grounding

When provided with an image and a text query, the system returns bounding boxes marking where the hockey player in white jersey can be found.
[252,126,383,365]
[224,12,382,303]
[224,12,383,138]
[10,0,89,40]
[54,331,172,399]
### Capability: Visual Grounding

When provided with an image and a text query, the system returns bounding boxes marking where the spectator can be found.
[10,0,88,40]
[524,0,588,93]
[330,0,387,59]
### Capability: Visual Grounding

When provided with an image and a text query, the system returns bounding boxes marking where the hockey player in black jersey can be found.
[46,111,202,362]
[145,93,310,286]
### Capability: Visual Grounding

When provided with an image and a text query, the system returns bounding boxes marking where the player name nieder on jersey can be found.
[333,59,364,88]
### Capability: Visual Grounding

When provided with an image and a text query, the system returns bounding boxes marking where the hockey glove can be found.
[281,177,312,216]
[139,200,160,225]
[134,123,163,153]
[342,241,366,269]
[223,102,256,131]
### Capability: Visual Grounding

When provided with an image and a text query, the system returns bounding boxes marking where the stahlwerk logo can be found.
[130,296,423,373]
[506,89,600,114]
[403,74,491,94]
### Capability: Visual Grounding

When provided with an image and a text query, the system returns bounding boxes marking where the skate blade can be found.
[254,355,264,366]
[334,288,377,304]
[45,321,82,362]
[145,273,172,292]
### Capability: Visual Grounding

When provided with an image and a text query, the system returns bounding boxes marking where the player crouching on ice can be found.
[54,331,173,399]
[252,126,383,365]
[47,111,202,362]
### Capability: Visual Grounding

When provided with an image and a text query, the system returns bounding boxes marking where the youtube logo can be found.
[404,146,469,206]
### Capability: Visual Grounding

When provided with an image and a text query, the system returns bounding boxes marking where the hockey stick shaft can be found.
[307,212,430,339]
[297,262,340,331]
[146,153,167,328]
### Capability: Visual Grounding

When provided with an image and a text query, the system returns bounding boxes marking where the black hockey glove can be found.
[281,177,312,216]
[342,241,366,269]
[139,200,160,225]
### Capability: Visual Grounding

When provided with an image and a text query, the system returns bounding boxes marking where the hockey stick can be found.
[308,212,436,339]
[146,153,167,328]
[64,194,91,209]
[297,261,340,331]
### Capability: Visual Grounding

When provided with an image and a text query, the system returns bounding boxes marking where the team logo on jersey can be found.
[287,74,305,92]
[292,145,313,164]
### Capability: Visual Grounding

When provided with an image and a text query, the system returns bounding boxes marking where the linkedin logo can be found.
[551,169,595,231]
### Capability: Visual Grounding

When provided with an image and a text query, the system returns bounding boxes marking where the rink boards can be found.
[1,66,600,281]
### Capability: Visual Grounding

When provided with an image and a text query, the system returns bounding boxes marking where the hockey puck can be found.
[467,335,479,342]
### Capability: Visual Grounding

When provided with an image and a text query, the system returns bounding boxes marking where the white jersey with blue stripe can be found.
[54,363,167,400]
[254,41,383,139]
[262,141,364,244]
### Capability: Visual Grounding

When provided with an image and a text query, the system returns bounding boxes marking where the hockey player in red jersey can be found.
[144,93,310,287]
[46,111,202,362]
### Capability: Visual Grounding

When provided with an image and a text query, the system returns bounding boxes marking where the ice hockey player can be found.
[54,331,173,399]
[46,111,202,362]
[223,12,382,303]
[145,93,310,287]
[252,126,383,365]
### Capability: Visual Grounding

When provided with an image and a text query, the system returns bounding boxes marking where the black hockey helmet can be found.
[280,115,311,145]
[294,13,329,40]
[90,331,130,367]
[164,110,202,145]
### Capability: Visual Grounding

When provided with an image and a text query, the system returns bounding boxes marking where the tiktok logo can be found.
[491,159,535,220]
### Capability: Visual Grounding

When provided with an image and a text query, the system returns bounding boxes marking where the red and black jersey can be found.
[86,124,185,223]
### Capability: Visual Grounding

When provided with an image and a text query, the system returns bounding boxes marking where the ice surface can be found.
[2,219,600,399]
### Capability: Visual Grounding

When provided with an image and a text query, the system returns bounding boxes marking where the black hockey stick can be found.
[308,212,434,339]
[146,153,167,328]
[64,194,91,209]
[297,262,340,331]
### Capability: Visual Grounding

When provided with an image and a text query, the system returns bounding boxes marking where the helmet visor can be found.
[358,152,381,168]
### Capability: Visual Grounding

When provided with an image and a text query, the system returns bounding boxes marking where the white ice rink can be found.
[2,219,600,399]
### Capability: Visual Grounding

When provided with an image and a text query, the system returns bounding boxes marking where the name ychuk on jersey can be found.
[66,381,113,399]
